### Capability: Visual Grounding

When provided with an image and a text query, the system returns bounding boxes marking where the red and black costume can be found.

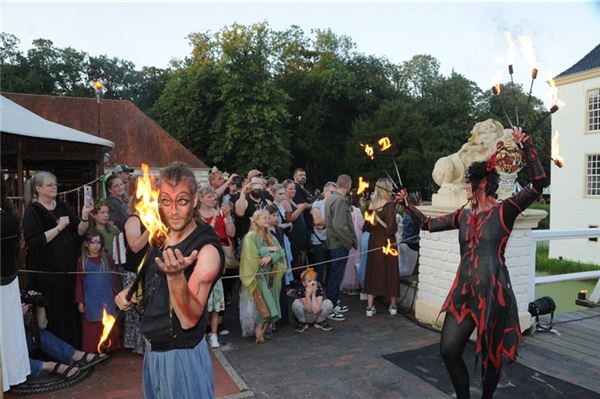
[403,135,548,397]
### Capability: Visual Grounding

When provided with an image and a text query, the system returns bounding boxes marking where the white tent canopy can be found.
[0,95,114,148]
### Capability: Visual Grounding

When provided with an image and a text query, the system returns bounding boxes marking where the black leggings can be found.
[440,313,501,399]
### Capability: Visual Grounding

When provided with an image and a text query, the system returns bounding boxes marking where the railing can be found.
[529,228,600,303]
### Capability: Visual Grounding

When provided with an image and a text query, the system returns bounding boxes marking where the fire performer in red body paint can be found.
[396,129,548,399]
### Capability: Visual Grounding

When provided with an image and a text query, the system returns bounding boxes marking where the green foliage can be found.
[2,27,558,192]
[537,241,600,275]
[0,33,167,115]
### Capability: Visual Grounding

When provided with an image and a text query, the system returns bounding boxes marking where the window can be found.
[588,89,600,132]
[586,154,600,196]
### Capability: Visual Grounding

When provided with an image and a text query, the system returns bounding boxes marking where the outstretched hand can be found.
[512,128,531,146]
[155,248,199,276]
[395,188,408,204]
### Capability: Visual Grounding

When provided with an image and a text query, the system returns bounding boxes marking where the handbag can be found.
[252,286,271,319]
[223,245,239,270]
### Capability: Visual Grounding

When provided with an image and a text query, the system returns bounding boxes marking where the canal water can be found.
[535,272,597,315]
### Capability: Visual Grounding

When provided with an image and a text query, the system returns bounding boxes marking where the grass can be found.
[536,241,600,275]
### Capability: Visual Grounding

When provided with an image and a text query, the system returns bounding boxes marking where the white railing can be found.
[529,228,600,303]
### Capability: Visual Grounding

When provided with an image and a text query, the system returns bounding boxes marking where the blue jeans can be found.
[27,329,76,377]
[327,247,349,307]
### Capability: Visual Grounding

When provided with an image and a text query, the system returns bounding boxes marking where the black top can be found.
[293,183,314,234]
[23,201,80,275]
[124,214,149,273]
[234,193,269,242]
[1,209,19,285]
[141,222,224,350]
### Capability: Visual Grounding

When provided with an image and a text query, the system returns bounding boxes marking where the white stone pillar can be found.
[414,205,547,332]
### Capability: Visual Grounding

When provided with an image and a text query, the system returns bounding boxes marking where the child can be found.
[89,201,121,260]
[292,268,334,333]
[75,229,120,353]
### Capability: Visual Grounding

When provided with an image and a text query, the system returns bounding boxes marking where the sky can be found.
[2,1,600,106]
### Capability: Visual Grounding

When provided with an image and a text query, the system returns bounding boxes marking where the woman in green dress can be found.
[239,209,286,343]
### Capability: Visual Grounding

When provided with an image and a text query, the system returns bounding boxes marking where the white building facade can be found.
[549,44,600,265]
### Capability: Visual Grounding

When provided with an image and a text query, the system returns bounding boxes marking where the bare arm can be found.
[125,216,151,253]
[163,245,221,329]
[311,207,325,228]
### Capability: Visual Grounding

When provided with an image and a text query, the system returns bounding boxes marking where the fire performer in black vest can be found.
[396,129,548,399]
[115,162,224,399]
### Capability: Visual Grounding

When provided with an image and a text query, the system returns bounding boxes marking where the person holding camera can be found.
[22,290,108,381]
[23,171,93,347]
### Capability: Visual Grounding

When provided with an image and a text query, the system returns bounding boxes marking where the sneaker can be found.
[314,322,333,331]
[389,305,398,316]
[333,304,350,313]
[359,292,368,301]
[366,307,376,317]
[208,333,220,348]
[294,323,309,333]
[218,324,230,336]
[327,312,346,321]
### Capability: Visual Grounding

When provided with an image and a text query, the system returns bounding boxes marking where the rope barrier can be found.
[6,173,107,201]
[16,235,419,280]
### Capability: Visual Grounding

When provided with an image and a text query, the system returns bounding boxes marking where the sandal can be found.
[73,353,109,370]
[49,363,80,380]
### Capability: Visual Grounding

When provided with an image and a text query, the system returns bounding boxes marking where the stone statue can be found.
[432,119,505,207]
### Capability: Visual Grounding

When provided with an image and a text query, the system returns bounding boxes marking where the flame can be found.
[364,210,375,226]
[97,305,116,353]
[360,144,375,160]
[378,137,392,151]
[93,80,103,91]
[547,76,565,109]
[504,31,516,67]
[357,177,370,195]
[551,130,565,168]
[492,56,503,95]
[518,36,536,71]
[381,239,398,256]
[135,163,169,244]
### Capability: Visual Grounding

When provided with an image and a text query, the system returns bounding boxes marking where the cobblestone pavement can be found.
[219,294,451,399]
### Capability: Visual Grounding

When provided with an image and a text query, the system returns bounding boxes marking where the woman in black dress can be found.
[396,129,548,399]
[23,171,93,347]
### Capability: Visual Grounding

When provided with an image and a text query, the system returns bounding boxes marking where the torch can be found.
[521,67,538,129]
[492,85,515,129]
[125,163,169,301]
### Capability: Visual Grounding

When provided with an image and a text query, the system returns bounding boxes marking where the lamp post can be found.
[93,80,105,136]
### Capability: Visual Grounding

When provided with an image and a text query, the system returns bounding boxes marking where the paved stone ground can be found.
[219,294,451,399]
[219,293,600,399]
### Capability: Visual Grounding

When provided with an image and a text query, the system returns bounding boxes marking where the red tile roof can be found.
[2,92,208,169]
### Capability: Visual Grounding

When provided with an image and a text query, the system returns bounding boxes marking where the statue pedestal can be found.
[413,205,547,332]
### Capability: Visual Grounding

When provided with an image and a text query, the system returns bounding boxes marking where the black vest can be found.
[141,222,224,350]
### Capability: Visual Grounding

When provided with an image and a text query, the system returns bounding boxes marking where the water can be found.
[535,272,598,315]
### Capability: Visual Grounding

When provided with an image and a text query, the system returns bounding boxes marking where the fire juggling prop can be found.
[382,239,398,256]
[357,176,370,195]
[125,163,169,302]
[364,210,375,226]
[492,34,566,169]
[551,130,565,168]
[97,305,116,353]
